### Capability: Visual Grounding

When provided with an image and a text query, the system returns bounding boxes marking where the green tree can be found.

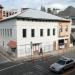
[47,8,52,14]
[41,6,46,12]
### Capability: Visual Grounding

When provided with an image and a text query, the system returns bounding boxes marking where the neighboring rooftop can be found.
[0,9,70,22]
[0,4,3,8]
[57,6,75,17]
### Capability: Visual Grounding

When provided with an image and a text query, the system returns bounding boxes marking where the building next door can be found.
[64,39,69,48]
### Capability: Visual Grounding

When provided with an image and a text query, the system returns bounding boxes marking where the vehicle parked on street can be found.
[50,56,75,73]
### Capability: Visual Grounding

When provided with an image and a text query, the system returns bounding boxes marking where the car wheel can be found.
[74,63,75,65]
[60,69,64,73]
[73,63,75,67]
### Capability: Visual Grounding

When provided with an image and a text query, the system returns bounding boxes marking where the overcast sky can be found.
[0,0,75,10]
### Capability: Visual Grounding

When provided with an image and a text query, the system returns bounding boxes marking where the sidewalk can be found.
[0,46,75,62]
[12,46,75,61]
[0,46,15,61]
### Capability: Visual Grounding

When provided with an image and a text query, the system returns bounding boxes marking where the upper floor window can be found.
[53,28,55,35]
[59,26,62,32]
[0,29,2,36]
[47,29,50,36]
[7,29,9,37]
[5,29,7,37]
[40,29,43,37]
[3,29,4,37]
[65,25,68,31]
[23,29,27,37]
[9,29,12,37]
[31,29,35,37]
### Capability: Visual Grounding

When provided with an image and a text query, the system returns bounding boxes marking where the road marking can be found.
[0,62,25,72]
[62,68,75,75]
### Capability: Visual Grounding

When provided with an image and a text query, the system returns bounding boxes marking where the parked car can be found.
[50,56,75,73]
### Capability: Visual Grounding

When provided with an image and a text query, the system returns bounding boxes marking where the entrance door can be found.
[32,43,41,55]
[58,39,64,49]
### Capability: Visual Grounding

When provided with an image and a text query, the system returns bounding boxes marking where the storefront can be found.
[58,39,64,49]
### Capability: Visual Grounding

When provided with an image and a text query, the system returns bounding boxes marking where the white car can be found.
[50,56,75,73]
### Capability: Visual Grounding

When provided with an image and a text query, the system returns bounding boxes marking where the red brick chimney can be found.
[0,5,3,20]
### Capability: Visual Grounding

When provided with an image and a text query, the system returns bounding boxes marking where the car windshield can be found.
[57,60,66,65]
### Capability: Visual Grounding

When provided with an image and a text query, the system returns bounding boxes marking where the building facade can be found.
[0,5,18,20]
[0,9,71,58]
[57,6,75,45]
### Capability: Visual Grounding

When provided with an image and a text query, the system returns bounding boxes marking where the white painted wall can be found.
[16,20,58,57]
[0,19,71,58]
[0,19,17,51]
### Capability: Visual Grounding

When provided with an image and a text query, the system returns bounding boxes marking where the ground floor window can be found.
[58,39,64,48]
[11,48,16,52]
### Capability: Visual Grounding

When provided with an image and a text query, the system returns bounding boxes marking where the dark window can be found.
[59,39,64,46]
[23,29,26,37]
[47,29,50,36]
[66,60,73,64]
[10,29,12,37]
[6,12,9,17]
[65,25,68,31]
[3,29,4,37]
[11,48,16,52]
[71,28,75,32]
[53,28,55,35]
[3,41,4,46]
[7,29,9,37]
[59,26,62,32]
[57,60,65,65]
[40,29,43,36]
[31,29,35,37]
[59,28,62,32]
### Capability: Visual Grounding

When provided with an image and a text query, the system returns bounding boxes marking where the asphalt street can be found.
[0,54,75,75]
[0,55,59,75]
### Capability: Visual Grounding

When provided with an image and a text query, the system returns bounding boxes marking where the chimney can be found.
[0,5,3,20]
[21,8,29,12]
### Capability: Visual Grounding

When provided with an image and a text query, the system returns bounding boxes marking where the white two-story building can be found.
[0,9,71,58]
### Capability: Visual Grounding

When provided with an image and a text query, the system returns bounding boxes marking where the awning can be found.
[7,40,16,48]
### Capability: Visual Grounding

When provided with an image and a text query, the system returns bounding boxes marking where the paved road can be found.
[0,52,75,75]
[0,55,60,75]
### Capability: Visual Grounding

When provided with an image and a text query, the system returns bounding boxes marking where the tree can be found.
[41,6,46,12]
[47,8,52,14]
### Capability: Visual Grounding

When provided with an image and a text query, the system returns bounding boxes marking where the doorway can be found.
[58,39,64,49]
[32,43,42,55]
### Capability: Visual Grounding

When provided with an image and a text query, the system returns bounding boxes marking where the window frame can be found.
[47,29,50,36]
[53,28,55,35]
[40,29,43,37]
[23,29,27,38]
[31,29,35,37]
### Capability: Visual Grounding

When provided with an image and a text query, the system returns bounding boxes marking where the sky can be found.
[0,0,75,10]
